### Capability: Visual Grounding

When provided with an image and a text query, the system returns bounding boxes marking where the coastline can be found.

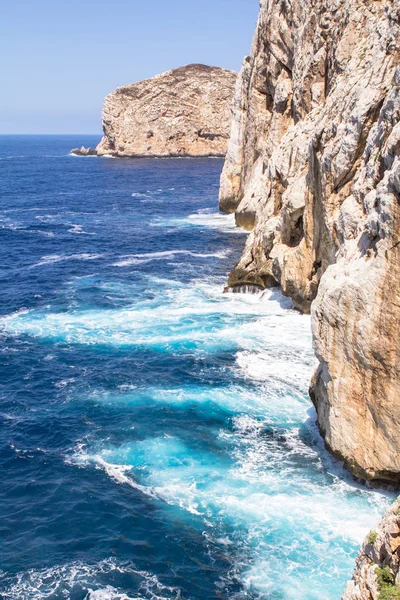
[1,137,394,598]
[70,149,227,159]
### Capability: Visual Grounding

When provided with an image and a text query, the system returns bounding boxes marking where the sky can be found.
[0,0,258,134]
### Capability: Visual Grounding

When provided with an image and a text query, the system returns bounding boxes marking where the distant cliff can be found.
[219,0,400,484]
[72,64,237,158]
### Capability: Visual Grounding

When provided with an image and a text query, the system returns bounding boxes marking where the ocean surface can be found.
[0,136,394,600]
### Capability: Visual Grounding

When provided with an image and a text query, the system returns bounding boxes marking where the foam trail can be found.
[112,249,229,266]
[70,451,158,500]
[56,281,391,599]
[0,558,180,600]
[0,283,312,355]
[88,383,310,426]
[73,430,391,599]
[151,209,246,233]
[29,253,104,268]
[67,224,95,235]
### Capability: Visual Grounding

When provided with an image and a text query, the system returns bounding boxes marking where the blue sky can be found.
[1,0,258,134]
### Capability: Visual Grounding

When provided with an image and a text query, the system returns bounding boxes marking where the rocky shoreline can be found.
[70,147,228,159]
[70,3,400,593]
[217,0,400,595]
[219,0,400,484]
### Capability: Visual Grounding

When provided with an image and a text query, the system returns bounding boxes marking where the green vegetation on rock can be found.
[375,566,400,600]
[367,530,378,544]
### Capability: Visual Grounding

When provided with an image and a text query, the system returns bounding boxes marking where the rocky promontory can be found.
[219,0,400,484]
[72,64,237,158]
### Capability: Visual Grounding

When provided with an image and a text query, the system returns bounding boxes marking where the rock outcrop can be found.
[219,0,400,482]
[342,497,400,600]
[70,146,97,156]
[89,64,237,158]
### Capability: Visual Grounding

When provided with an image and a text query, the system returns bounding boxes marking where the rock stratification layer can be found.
[342,498,400,600]
[219,0,400,482]
[94,64,237,157]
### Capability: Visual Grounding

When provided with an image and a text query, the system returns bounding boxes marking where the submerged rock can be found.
[342,498,400,600]
[94,64,237,158]
[219,0,400,483]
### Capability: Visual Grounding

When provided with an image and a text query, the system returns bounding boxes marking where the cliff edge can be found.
[219,0,400,483]
[72,64,237,158]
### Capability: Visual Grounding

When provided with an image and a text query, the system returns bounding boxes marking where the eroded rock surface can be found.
[94,64,237,157]
[70,146,97,156]
[342,497,400,600]
[219,0,400,482]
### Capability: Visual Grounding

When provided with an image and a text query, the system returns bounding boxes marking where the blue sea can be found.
[0,136,393,600]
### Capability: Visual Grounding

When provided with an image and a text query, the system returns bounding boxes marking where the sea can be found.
[0,135,394,600]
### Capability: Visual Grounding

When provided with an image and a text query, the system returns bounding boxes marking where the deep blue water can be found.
[0,136,394,600]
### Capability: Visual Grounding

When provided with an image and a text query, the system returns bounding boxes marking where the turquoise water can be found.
[0,136,393,599]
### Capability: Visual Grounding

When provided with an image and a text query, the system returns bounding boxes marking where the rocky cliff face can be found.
[342,497,400,600]
[93,64,237,157]
[219,0,400,483]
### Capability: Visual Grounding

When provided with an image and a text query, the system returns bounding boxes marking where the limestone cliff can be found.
[91,64,237,158]
[219,0,400,482]
[342,497,400,600]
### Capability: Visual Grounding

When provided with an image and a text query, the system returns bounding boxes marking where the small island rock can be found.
[70,146,97,156]
[95,64,237,158]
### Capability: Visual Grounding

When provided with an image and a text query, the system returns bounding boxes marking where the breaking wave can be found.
[0,558,180,600]
[151,209,244,233]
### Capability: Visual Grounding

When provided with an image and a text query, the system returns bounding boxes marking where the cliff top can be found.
[114,64,237,96]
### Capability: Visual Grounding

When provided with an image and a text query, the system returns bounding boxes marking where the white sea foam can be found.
[0,216,56,237]
[236,350,316,393]
[151,209,245,233]
[88,382,309,428]
[71,452,158,500]
[35,214,55,223]
[69,153,99,158]
[0,218,25,231]
[1,255,393,598]
[29,253,104,268]
[1,207,61,213]
[131,192,150,199]
[86,588,138,600]
[32,230,56,237]
[187,210,239,231]
[54,281,393,599]
[0,558,179,600]
[112,249,229,267]
[78,424,391,599]
[67,223,95,235]
[0,282,310,354]
[132,187,176,198]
